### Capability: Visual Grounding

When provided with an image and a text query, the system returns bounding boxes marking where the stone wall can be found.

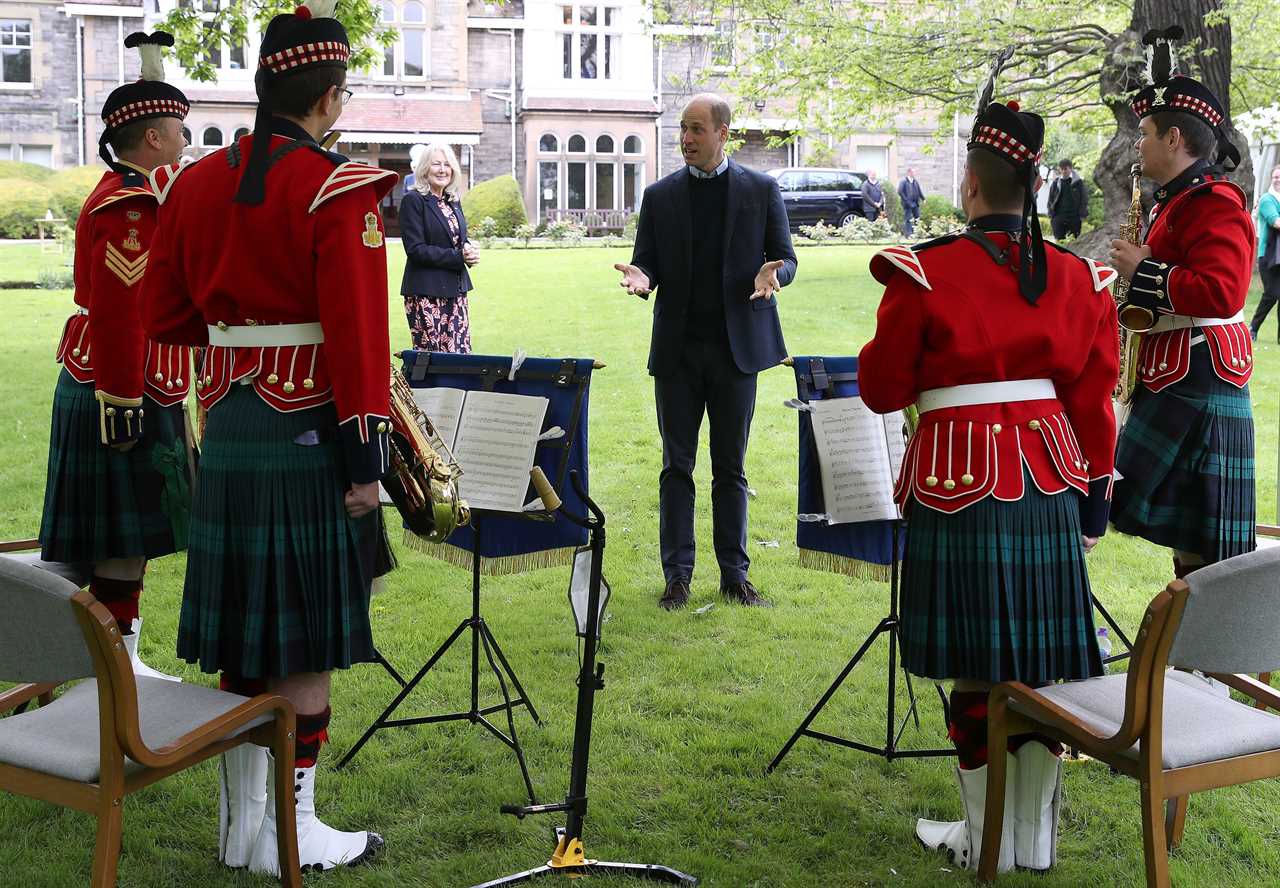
[467,27,523,187]
[0,5,81,168]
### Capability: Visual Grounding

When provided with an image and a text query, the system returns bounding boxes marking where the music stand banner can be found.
[792,355,903,581]
[400,351,592,575]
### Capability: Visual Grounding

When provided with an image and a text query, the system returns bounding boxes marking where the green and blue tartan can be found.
[39,368,190,564]
[177,385,390,679]
[900,470,1103,685]
[1112,353,1255,563]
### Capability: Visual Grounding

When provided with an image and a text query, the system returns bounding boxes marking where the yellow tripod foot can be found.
[549,833,594,869]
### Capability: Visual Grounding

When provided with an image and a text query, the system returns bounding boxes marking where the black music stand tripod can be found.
[472,471,697,887]
[338,511,541,806]
[768,520,954,770]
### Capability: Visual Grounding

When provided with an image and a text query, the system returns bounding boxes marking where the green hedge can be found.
[0,160,54,182]
[50,166,107,227]
[920,194,963,225]
[0,178,55,238]
[461,175,527,237]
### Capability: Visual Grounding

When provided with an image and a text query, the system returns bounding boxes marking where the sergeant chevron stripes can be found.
[105,243,148,286]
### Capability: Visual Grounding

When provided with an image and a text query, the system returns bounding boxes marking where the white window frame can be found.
[376,0,429,82]
[0,18,34,87]
[557,4,622,82]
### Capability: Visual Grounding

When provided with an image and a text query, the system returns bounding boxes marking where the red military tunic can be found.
[141,131,397,483]
[1125,162,1256,392]
[857,225,1119,537]
[55,164,193,444]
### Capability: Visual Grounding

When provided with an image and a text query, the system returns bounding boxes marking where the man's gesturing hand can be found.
[751,259,785,300]
[614,263,651,296]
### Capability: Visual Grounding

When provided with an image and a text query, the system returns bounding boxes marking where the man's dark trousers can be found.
[1051,215,1082,240]
[655,338,756,586]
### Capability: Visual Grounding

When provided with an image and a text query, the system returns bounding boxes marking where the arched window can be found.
[567,134,586,153]
[202,126,224,148]
[624,135,642,154]
[233,126,250,141]
[595,135,614,153]
[181,126,192,145]
[538,133,558,152]
[380,0,396,76]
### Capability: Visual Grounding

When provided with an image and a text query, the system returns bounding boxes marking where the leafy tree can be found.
[161,0,396,82]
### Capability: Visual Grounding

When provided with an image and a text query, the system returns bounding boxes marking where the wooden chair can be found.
[0,557,302,887]
[977,546,1280,887]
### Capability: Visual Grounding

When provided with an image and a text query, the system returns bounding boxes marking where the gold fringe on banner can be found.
[401,529,577,575]
[797,548,892,582]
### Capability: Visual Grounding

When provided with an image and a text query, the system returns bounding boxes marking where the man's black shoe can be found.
[659,578,690,610]
[721,580,773,608]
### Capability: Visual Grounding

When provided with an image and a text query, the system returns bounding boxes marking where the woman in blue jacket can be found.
[400,142,478,352]
[1249,165,1280,342]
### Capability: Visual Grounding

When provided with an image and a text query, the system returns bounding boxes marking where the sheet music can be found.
[411,386,467,449]
[808,396,906,524]
[452,390,549,513]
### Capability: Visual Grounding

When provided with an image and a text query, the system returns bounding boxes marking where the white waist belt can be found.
[917,378,1056,414]
[1148,310,1244,334]
[207,322,325,347]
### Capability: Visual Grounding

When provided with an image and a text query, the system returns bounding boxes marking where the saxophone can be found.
[1112,163,1146,404]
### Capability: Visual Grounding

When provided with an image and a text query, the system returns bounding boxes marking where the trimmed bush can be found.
[920,194,963,225]
[49,166,107,227]
[0,178,55,238]
[461,175,527,236]
[0,160,54,182]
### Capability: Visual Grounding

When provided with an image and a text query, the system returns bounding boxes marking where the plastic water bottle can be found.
[1096,627,1112,669]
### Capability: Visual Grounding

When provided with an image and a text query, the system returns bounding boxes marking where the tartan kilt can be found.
[899,471,1103,685]
[39,368,191,564]
[1111,353,1255,562]
[177,385,392,679]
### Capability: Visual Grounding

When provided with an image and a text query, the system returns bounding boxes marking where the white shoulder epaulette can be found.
[308,162,399,214]
[149,156,194,206]
[873,244,931,291]
[1084,257,1118,292]
[88,186,154,215]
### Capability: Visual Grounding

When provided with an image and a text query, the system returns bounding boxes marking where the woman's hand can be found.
[462,241,480,267]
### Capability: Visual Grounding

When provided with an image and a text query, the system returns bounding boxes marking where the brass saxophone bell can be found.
[1118,302,1156,332]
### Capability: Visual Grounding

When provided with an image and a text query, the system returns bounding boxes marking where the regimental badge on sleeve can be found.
[361,212,384,249]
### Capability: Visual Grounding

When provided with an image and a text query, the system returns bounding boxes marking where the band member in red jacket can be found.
[1109,27,1256,576]
[857,72,1118,872]
[39,32,191,682]
[141,0,393,874]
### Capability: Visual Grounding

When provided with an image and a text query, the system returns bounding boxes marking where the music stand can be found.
[471,471,697,888]
[338,353,596,810]
[769,356,953,769]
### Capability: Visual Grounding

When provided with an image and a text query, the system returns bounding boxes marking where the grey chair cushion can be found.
[0,679,269,783]
[1012,670,1280,769]
[0,558,94,683]
[0,552,92,588]
[1170,547,1280,675]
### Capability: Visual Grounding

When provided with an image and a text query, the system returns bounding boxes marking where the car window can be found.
[806,172,839,192]
[829,172,861,191]
[777,171,804,191]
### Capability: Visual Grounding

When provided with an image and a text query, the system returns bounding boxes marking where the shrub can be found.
[38,265,74,290]
[1083,178,1104,232]
[919,194,963,225]
[622,212,638,240]
[472,215,500,241]
[799,220,834,242]
[804,142,838,167]
[461,175,527,236]
[514,222,537,246]
[544,218,585,243]
[0,178,55,238]
[836,215,896,244]
[49,166,107,227]
[911,215,962,241]
[881,184,903,233]
[0,160,54,182]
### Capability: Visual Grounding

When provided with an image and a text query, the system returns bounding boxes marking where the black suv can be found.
[767,168,867,230]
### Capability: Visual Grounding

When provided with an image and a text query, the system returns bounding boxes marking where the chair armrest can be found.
[120,692,296,770]
[1211,673,1280,712]
[990,681,1140,755]
[0,682,59,715]
[0,538,39,554]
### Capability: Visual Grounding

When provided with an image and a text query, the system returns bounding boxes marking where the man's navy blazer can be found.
[399,188,474,298]
[630,159,797,377]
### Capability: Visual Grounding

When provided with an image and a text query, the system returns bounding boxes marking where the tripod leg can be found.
[480,620,543,725]
[767,618,890,772]
[1092,593,1134,663]
[370,648,408,688]
[478,623,539,806]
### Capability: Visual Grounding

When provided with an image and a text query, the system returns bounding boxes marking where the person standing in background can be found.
[862,170,885,220]
[1248,165,1280,342]
[400,142,479,353]
[1047,159,1088,239]
[897,167,925,236]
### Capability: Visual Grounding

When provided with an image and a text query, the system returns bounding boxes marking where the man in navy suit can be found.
[614,93,797,610]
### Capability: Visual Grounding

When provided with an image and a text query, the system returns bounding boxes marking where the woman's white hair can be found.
[412,142,462,199]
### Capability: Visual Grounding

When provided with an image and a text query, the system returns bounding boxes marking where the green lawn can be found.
[1,241,1279,887]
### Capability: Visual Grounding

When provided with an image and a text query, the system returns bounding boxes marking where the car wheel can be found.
[838,211,859,227]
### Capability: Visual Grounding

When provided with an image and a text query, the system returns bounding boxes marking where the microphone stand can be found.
[471,469,697,888]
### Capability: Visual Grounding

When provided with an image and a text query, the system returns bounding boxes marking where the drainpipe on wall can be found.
[509,26,516,181]
[76,16,85,165]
